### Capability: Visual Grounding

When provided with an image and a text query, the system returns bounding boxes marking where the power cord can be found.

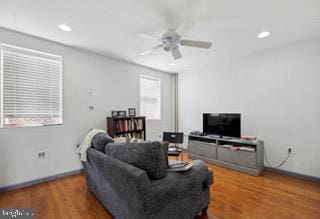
[264,149,292,169]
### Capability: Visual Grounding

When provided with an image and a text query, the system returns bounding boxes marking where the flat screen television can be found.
[203,113,241,138]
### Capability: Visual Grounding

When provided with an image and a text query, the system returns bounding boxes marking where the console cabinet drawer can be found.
[188,140,217,159]
[218,147,257,168]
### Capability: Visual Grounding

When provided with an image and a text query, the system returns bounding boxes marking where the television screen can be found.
[203,113,241,138]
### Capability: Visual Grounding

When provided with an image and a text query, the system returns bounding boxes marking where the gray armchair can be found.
[83,139,213,219]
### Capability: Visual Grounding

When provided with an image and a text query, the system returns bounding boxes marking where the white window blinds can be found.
[0,44,62,128]
[140,75,161,120]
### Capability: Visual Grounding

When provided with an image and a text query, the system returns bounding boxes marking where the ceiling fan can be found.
[139,21,212,60]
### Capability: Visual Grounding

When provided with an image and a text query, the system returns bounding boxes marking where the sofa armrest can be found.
[144,160,213,218]
[85,149,151,218]
[206,168,214,187]
[149,159,213,191]
[173,159,214,185]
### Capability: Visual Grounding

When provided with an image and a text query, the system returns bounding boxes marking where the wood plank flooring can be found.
[1,153,319,219]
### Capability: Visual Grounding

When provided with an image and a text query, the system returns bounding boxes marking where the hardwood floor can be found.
[1,153,319,219]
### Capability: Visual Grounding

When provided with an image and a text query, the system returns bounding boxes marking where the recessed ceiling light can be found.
[170,63,176,66]
[59,24,72,32]
[257,31,270,39]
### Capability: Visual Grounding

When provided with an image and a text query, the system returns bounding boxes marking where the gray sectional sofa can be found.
[83,133,214,219]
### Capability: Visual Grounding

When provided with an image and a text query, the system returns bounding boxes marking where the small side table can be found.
[168,147,183,161]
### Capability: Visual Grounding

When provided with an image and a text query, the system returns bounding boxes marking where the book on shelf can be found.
[113,118,144,133]
[241,136,257,141]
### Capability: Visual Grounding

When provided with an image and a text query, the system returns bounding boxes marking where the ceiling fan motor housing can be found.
[161,29,181,52]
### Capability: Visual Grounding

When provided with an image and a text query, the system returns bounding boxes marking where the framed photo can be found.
[128,108,136,117]
[118,111,126,117]
[111,111,118,117]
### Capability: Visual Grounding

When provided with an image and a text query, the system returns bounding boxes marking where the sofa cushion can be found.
[91,133,114,152]
[105,141,167,179]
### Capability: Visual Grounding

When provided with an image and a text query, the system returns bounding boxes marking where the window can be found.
[0,44,62,128]
[140,75,161,120]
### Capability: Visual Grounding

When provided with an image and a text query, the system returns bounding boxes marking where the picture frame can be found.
[128,108,136,117]
[111,111,118,117]
[118,111,126,117]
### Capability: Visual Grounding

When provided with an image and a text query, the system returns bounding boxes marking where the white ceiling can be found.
[0,0,320,73]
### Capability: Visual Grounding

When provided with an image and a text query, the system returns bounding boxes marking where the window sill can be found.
[1,123,63,129]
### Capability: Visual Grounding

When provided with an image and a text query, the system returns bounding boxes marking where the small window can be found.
[0,44,63,128]
[140,75,161,120]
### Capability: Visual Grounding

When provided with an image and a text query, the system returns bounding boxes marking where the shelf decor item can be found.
[111,111,118,117]
[128,108,136,117]
[118,111,126,117]
[106,116,146,140]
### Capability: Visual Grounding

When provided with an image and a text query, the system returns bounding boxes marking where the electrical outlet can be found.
[37,151,45,159]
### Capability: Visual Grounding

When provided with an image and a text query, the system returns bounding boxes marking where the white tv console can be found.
[188,134,264,176]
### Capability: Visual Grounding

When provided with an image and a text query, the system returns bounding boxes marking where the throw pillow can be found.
[113,137,127,144]
[113,137,143,143]
[91,133,114,152]
[129,137,143,143]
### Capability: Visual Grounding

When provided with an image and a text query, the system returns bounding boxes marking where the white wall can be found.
[179,37,320,177]
[0,27,173,187]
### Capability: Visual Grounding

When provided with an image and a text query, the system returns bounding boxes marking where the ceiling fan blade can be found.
[137,33,159,40]
[175,20,194,36]
[140,44,163,56]
[140,50,152,55]
[171,47,182,60]
[180,39,212,49]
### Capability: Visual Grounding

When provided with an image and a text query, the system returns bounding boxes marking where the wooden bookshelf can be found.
[106,116,146,140]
